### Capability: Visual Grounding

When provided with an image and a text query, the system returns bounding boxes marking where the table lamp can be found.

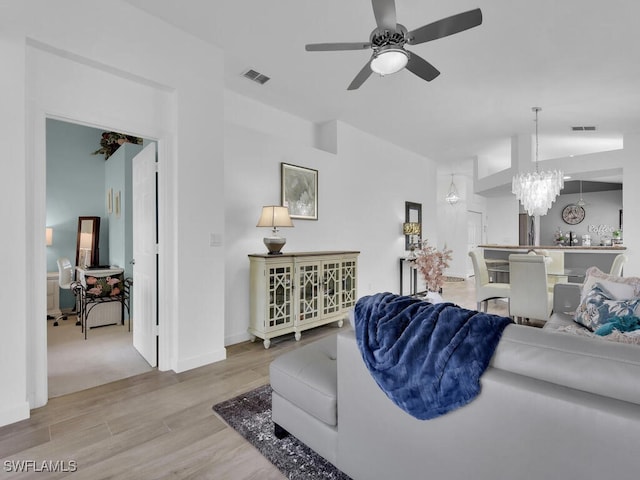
[256,206,294,255]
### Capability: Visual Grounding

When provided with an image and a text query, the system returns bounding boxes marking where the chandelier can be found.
[512,107,564,216]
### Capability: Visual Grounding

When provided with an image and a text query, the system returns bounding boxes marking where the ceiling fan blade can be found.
[306,42,371,52]
[347,61,373,90]
[405,52,440,82]
[371,0,397,31]
[408,8,482,45]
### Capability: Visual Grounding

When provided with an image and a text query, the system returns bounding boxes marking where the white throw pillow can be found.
[581,266,640,301]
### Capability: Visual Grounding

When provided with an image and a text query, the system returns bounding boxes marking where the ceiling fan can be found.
[305,0,483,90]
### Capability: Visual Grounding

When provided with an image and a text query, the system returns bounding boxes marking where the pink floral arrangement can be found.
[414,239,453,292]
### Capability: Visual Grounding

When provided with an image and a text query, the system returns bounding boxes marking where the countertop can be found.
[479,245,626,251]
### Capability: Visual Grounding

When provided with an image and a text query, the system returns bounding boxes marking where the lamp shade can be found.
[256,206,294,228]
[46,227,53,246]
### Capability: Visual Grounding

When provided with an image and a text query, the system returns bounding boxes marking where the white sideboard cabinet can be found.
[248,251,359,349]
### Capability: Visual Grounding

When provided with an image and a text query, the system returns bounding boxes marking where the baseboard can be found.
[0,400,30,428]
[225,331,252,346]
[173,348,227,373]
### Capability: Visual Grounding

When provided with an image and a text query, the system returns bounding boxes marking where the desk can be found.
[47,272,61,318]
[75,267,130,337]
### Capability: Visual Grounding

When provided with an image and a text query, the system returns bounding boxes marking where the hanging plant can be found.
[414,239,453,293]
[92,131,143,160]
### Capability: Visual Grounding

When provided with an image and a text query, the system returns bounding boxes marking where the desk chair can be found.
[610,254,627,276]
[469,249,510,313]
[509,253,553,324]
[53,257,73,326]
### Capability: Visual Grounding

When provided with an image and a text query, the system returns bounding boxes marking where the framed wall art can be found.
[106,188,113,214]
[115,190,121,218]
[281,163,318,220]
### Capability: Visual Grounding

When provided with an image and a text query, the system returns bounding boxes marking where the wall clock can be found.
[562,204,585,225]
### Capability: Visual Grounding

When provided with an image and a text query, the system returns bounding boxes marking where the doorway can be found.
[27,42,177,410]
[45,119,156,397]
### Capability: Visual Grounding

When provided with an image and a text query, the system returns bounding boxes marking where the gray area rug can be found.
[212,385,351,480]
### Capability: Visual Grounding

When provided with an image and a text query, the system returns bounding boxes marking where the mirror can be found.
[76,216,101,268]
[404,202,422,250]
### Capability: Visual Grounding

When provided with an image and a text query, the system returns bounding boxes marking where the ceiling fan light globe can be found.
[370,48,408,75]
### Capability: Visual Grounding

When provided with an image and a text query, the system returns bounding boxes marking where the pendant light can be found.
[577,180,586,207]
[512,107,564,216]
[445,174,460,205]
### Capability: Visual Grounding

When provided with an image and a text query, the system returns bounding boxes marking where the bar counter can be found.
[479,244,626,277]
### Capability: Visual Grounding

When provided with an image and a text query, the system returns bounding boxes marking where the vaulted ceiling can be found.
[124,0,640,170]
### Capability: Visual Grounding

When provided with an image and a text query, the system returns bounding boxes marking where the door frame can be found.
[28,86,173,410]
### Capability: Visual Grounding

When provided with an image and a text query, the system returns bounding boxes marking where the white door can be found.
[132,143,157,367]
[467,210,483,277]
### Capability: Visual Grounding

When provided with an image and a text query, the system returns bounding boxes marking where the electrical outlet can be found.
[209,233,222,247]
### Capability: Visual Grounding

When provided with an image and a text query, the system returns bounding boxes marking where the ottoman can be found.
[269,333,339,464]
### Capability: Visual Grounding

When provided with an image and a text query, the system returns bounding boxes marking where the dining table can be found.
[486,263,586,283]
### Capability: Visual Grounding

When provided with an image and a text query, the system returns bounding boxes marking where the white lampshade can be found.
[46,227,53,246]
[370,48,409,75]
[256,206,294,229]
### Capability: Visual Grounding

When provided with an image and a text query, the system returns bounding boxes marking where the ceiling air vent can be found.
[242,69,270,85]
[571,126,597,131]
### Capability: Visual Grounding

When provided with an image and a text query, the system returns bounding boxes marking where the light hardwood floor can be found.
[0,279,506,479]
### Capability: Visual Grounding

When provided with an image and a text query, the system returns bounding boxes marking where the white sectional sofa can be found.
[270,285,640,480]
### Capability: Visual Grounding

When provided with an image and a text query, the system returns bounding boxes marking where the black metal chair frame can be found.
[73,278,133,340]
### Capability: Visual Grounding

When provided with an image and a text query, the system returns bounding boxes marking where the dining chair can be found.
[531,249,567,292]
[609,254,628,276]
[509,253,553,324]
[468,249,510,313]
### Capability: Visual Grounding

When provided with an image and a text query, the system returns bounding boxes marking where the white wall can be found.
[485,195,520,245]
[0,0,226,426]
[0,23,29,427]
[621,133,640,275]
[223,92,437,345]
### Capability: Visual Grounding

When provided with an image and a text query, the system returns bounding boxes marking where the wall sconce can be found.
[256,206,294,255]
[402,222,422,259]
[46,227,53,246]
[445,174,460,205]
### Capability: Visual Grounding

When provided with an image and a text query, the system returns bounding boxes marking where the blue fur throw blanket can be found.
[354,292,512,420]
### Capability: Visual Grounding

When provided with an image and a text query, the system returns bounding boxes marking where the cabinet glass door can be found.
[322,260,341,316]
[341,259,357,308]
[267,265,293,329]
[297,263,320,324]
